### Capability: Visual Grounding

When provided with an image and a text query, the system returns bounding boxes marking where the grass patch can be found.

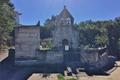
[57,74,77,80]
[57,74,64,80]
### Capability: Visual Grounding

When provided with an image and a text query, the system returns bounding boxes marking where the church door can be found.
[62,39,69,51]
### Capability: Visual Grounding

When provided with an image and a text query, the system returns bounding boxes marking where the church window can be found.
[66,18,71,24]
[60,18,71,25]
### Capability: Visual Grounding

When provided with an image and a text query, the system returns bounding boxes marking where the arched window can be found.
[66,18,71,24]
[60,18,71,25]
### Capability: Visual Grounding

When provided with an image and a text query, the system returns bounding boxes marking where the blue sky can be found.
[12,0,120,25]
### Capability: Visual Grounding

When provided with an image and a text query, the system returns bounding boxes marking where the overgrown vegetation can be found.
[77,20,111,48]
[0,1,15,49]
[43,16,120,50]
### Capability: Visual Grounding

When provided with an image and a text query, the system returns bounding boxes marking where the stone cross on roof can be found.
[64,5,67,9]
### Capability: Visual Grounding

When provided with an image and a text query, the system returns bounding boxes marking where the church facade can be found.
[52,6,79,49]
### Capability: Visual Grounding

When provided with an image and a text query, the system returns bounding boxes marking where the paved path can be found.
[0,50,8,62]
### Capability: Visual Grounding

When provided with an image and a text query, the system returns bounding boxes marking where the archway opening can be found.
[62,39,69,51]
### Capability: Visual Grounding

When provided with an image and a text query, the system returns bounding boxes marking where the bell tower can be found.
[56,5,74,26]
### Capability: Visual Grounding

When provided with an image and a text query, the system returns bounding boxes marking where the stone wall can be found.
[80,50,109,71]
[36,50,110,70]
[52,26,79,49]
[80,50,99,65]
[15,26,40,59]
[36,50,64,64]
[94,53,109,69]
[15,47,111,72]
[62,50,110,70]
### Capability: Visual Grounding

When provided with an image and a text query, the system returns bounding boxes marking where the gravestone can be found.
[15,26,40,60]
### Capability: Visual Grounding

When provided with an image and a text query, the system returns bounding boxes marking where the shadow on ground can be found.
[0,51,33,80]
[0,50,64,80]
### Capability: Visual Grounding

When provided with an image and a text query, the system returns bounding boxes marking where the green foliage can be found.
[0,0,9,5]
[44,15,56,29]
[40,26,52,39]
[76,18,120,50]
[57,74,77,80]
[43,16,56,38]
[95,35,108,46]
[57,74,64,80]
[41,40,52,49]
[0,4,15,49]
[47,40,52,48]
[77,20,111,48]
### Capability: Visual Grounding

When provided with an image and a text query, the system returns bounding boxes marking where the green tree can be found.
[0,0,9,5]
[0,3,15,49]
[77,20,111,48]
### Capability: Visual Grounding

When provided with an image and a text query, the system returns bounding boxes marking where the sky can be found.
[11,0,120,25]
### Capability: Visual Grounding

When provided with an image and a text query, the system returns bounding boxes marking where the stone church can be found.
[15,6,111,72]
[51,6,79,50]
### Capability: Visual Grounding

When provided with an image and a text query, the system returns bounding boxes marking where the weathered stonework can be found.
[35,50,64,64]
[46,51,63,64]
[52,6,79,49]
[14,6,115,73]
[15,26,40,59]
